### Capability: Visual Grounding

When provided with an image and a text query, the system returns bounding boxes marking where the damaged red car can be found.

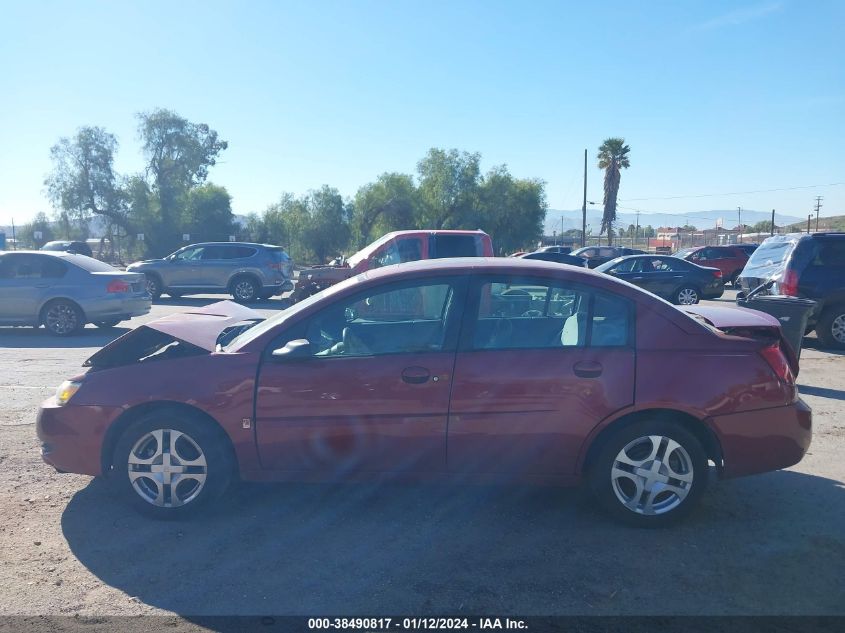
[37,258,811,526]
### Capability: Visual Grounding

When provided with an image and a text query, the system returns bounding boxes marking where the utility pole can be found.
[771,209,775,236]
[581,149,587,248]
[807,214,812,234]
[11,218,16,250]
[814,196,823,232]
[635,210,640,249]
[737,207,742,243]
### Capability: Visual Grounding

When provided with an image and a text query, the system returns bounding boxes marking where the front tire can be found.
[41,299,84,336]
[674,286,700,305]
[816,306,845,350]
[112,410,234,519]
[589,420,708,527]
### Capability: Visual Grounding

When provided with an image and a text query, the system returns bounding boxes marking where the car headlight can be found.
[56,380,82,406]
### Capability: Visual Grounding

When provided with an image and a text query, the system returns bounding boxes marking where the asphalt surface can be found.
[1,290,844,617]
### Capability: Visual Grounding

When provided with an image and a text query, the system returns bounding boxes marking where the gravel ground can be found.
[1,291,844,617]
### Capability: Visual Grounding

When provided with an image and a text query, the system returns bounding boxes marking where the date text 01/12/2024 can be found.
[307,618,528,630]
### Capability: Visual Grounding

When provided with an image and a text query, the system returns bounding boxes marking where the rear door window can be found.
[0,254,67,279]
[432,234,480,258]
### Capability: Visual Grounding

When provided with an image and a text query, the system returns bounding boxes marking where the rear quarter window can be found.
[232,246,258,259]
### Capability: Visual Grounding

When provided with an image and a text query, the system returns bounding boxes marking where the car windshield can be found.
[594,257,626,272]
[345,234,395,268]
[674,248,696,258]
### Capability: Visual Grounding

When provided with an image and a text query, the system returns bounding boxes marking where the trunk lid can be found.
[682,304,799,377]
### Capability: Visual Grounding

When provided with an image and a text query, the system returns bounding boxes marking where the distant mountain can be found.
[544,209,804,234]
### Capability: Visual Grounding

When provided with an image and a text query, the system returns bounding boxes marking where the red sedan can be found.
[37,258,811,526]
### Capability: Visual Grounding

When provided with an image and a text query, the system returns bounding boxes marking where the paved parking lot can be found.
[1,290,844,616]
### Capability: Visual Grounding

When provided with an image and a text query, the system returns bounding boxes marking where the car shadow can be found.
[797,384,845,401]
[61,470,845,616]
[0,325,132,349]
[801,337,845,356]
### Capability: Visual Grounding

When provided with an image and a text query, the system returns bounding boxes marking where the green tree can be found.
[417,148,481,229]
[182,184,235,243]
[137,109,228,254]
[476,165,546,255]
[597,138,631,245]
[302,186,351,263]
[352,173,418,247]
[45,126,129,233]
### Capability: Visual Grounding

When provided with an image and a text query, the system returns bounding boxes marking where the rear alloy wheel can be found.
[42,300,84,336]
[816,307,845,350]
[144,274,162,300]
[112,411,234,518]
[675,286,699,305]
[590,420,707,527]
[231,276,259,303]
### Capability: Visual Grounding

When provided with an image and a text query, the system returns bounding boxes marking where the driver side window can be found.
[302,279,459,358]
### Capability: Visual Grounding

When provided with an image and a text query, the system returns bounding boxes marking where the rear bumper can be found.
[84,295,151,321]
[36,398,123,476]
[708,398,812,479]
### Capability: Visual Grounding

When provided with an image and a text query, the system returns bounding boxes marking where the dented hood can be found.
[84,301,263,367]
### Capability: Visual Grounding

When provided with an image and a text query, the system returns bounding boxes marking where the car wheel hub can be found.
[831,314,845,343]
[678,289,698,305]
[235,281,254,299]
[611,434,693,515]
[127,429,207,507]
[145,278,158,294]
[46,304,77,334]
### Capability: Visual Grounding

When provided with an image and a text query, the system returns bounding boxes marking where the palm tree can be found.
[597,138,631,245]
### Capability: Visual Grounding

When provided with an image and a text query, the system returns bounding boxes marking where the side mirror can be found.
[271,338,311,359]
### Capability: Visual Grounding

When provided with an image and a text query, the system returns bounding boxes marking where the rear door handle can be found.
[573,360,603,378]
[401,366,430,384]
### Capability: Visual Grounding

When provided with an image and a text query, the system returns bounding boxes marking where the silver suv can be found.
[127,242,294,302]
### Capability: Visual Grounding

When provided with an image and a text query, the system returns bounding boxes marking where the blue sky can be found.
[1,0,843,227]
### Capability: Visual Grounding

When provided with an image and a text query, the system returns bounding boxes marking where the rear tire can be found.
[112,410,234,519]
[41,299,85,336]
[589,419,708,527]
[230,275,259,303]
[816,306,845,350]
[94,319,121,328]
[674,286,700,305]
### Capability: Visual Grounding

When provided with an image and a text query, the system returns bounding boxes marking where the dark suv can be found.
[127,242,294,302]
[738,232,845,348]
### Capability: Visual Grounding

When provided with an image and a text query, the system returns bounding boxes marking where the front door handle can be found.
[401,366,430,384]
[573,360,603,378]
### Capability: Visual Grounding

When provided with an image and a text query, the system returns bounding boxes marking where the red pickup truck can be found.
[291,230,494,302]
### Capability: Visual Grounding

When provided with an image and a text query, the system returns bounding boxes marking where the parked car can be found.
[595,255,724,305]
[570,246,646,268]
[126,242,294,302]
[536,245,573,255]
[519,251,588,267]
[38,258,810,526]
[40,240,93,258]
[291,230,493,302]
[734,243,759,256]
[674,245,748,287]
[0,251,150,335]
[738,232,845,349]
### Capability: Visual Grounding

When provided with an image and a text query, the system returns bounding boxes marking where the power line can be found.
[620,182,845,202]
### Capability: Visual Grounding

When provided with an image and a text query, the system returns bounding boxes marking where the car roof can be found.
[357,256,603,281]
[380,229,489,239]
[185,242,283,248]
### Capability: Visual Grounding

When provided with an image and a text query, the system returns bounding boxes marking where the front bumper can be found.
[708,398,812,479]
[36,397,123,476]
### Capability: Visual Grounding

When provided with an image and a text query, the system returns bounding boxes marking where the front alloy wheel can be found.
[231,277,258,303]
[128,429,208,508]
[817,307,845,350]
[113,411,234,518]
